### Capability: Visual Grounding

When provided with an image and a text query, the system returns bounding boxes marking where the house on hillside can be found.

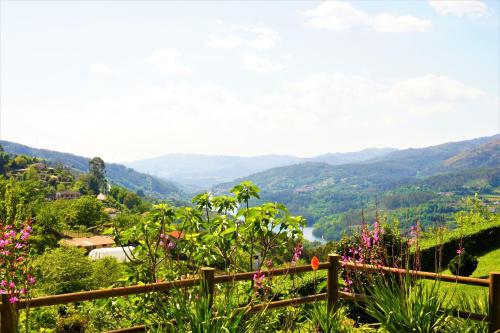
[60,235,115,251]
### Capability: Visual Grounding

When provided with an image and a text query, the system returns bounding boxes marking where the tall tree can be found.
[89,157,107,194]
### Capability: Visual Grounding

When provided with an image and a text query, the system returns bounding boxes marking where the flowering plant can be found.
[0,220,35,303]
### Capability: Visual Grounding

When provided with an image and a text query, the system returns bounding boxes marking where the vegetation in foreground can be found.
[0,145,498,332]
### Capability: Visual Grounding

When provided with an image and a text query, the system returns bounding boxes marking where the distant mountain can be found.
[213,134,500,236]
[125,148,396,191]
[444,139,500,170]
[369,134,499,176]
[309,148,397,165]
[0,140,183,199]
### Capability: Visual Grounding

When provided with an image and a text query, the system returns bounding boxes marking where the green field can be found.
[427,247,500,308]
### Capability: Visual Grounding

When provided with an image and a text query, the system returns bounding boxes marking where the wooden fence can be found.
[1,254,499,333]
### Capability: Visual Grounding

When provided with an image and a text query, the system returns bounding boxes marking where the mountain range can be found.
[124,148,396,191]
[213,134,499,238]
[2,133,498,239]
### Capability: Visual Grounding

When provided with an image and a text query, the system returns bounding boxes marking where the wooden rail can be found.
[1,255,499,333]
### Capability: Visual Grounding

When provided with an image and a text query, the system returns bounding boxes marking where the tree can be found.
[88,157,107,194]
[67,196,107,229]
[33,246,95,294]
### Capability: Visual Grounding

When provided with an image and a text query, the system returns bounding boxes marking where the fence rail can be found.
[1,255,499,333]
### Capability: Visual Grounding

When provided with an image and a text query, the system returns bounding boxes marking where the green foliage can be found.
[306,302,355,333]
[33,246,94,294]
[151,286,247,333]
[363,277,456,333]
[55,310,88,333]
[0,140,183,198]
[448,251,478,277]
[88,157,107,195]
[91,257,125,288]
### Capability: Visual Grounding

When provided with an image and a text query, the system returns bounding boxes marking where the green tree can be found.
[88,157,107,194]
[33,246,95,294]
[67,196,107,229]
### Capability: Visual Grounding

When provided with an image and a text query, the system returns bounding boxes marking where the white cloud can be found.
[370,13,432,32]
[241,53,284,73]
[428,0,487,18]
[88,64,125,75]
[302,1,432,32]
[205,27,280,49]
[145,49,192,76]
[302,1,369,30]
[387,74,485,113]
[5,72,491,160]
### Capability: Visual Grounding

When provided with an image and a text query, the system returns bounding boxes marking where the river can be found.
[302,226,326,243]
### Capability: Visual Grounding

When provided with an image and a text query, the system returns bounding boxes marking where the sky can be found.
[1,0,499,163]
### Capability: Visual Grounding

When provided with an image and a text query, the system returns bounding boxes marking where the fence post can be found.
[327,253,340,313]
[1,294,18,333]
[489,272,500,333]
[201,267,215,309]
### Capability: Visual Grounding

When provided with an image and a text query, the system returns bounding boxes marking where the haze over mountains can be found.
[124,148,396,190]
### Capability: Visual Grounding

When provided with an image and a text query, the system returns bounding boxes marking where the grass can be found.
[423,246,500,307]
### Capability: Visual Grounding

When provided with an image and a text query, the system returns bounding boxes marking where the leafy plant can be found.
[448,250,478,277]
[306,302,355,333]
[363,276,457,333]
[149,285,247,333]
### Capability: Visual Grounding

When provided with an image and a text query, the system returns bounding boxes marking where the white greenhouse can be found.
[88,246,135,262]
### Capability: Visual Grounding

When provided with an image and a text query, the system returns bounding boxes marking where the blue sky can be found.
[1,0,498,162]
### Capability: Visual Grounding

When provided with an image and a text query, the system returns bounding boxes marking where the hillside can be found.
[214,134,500,239]
[124,148,396,190]
[444,139,500,170]
[0,140,183,199]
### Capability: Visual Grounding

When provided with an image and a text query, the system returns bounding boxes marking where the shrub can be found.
[363,276,456,333]
[448,251,478,277]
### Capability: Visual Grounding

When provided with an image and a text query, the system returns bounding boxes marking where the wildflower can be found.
[311,256,319,271]
[0,280,6,287]
[9,281,15,289]
[14,243,23,249]
[456,248,463,255]
[9,296,18,304]
[291,243,303,266]
[253,270,266,289]
[28,276,36,285]
[265,259,273,269]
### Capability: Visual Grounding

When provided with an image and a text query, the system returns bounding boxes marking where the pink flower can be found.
[456,248,463,255]
[14,243,23,249]
[28,276,36,285]
[0,280,6,287]
[253,270,266,289]
[9,296,18,304]
[9,281,15,289]
[291,243,303,266]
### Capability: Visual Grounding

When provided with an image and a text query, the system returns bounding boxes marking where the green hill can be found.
[0,140,183,199]
[215,135,500,239]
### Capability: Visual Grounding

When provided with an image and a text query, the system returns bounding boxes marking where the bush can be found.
[448,251,478,277]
